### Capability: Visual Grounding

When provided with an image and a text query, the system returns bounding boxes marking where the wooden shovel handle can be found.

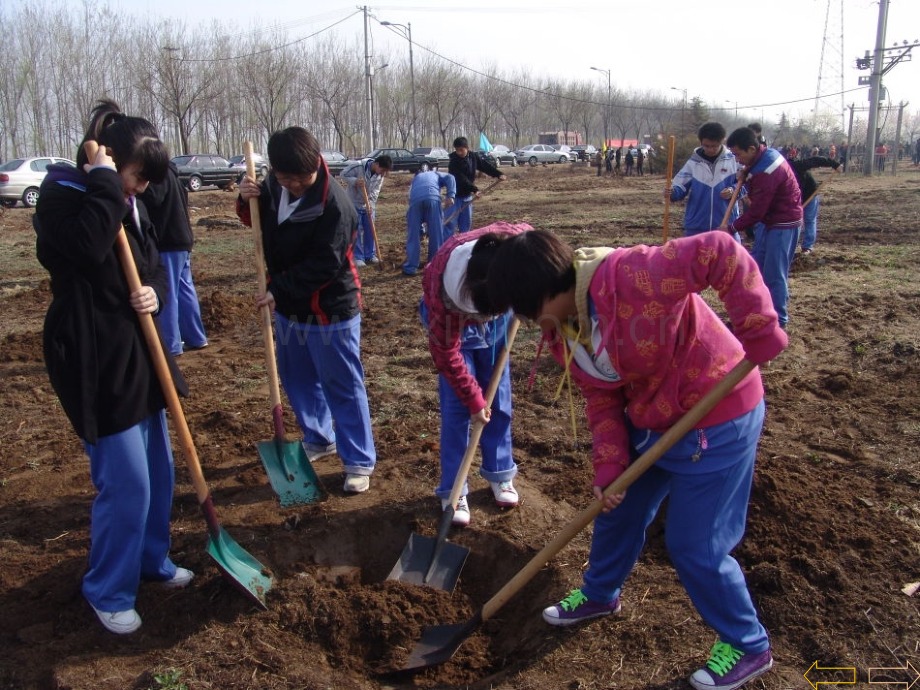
[663,135,675,243]
[244,143,286,438]
[443,317,521,510]
[359,183,383,264]
[443,178,502,228]
[480,358,757,622]
[803,167,839,208]
[718,175,745,230]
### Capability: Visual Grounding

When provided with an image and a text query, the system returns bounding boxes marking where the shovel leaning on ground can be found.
[401,359,757,670]
[245,143,324,507]
[359,182,384,270]
[90,140,273,610]
[388,317,520,593]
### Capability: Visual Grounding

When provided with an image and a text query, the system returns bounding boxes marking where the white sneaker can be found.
[162,567,194,589]
[343,473,370,493]
[302,441,337,463]
[490,480,519,507]
[354,259,367,267]
[91,604,142,634]
[441,495,471,527]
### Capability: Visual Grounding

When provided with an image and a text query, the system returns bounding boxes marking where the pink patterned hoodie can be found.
[547,231,787,488]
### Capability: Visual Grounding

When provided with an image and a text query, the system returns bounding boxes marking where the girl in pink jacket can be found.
[487,229,787,690]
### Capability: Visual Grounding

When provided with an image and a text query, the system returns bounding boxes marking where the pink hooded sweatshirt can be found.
[547,231,788,488]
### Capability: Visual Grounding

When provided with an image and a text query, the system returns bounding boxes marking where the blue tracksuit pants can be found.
[403,198,445,274]
[581,401,769,654]
[355,209,377,261]
[82,410,178,612]
[447,196,474,234]
[801,196,820,250]
[274,312,376,475]
[158,250,208,356]
[751,224,800,327]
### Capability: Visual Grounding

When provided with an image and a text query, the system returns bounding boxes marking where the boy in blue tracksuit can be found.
[402,170,456,276]
[339,155,392,266]
[667,122,741,241]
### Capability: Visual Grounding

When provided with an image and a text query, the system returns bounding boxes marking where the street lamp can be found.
[725,100,738,119]
[370,62,389,148]
[671,86,688,130]
[381,20,417,147]
[590,66,611,147]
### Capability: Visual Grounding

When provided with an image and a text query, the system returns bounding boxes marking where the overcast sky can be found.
[97,0,920,128]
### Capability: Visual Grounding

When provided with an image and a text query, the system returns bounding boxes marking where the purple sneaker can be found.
[689,642,773,690]
[542,589,621,626]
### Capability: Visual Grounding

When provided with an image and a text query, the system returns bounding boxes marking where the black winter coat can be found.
[447,151,501,199]
[35,164,187,443]
[139,162,194,252]
[789,156,839,201]
[236,161,362,325]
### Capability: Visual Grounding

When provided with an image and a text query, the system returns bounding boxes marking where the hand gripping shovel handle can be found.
[244,143,286,441]
[433,318,521,542]
[718,172,746,230]
[663,135,676,243]
[442,178,502,229]
[359,183,383,268]
[478,358,756,622]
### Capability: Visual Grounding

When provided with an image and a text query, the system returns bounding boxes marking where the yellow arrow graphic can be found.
[868,661,920,689]
[804,661,856,689]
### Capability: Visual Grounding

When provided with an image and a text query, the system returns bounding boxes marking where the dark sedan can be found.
[363,147,438,173]
[321,150,350,175]
[171,154,238,191]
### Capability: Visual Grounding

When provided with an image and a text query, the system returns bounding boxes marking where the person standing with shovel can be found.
[339,154,392,267]
[446,137,505,234]
[237,127,377,494]
[34,100,193,634]
[421,222,532,525]
[487,230,788,690]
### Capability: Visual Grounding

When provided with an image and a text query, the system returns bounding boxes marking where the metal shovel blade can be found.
[387,532,469,593]
[257,439,324,507]
[403,613,483,670]
[205,524,273,610]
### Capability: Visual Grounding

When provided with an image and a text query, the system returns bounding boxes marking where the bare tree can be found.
[417,58,465,148]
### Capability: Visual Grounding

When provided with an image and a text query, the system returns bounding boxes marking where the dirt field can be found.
[1,162,919,690]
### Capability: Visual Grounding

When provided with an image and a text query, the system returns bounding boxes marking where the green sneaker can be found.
[542,588,621,626]
[689,642,773,690]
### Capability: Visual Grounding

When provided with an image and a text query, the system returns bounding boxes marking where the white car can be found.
[552,145,578,162]
[0,156,77,208]
[515,144,569,166]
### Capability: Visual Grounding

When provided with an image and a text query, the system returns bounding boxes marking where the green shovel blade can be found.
[257,439,324,507]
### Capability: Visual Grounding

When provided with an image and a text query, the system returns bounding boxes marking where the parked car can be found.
[515,144,569,166]
[321,150,350,175]
[0,156,76,208]
[571,144,598,161]
[362,147,438,173]
[228,153,269,181]
[411,146,450,170]
[551,144,578,162]
[171,154,237,191]
[480,144,517,167]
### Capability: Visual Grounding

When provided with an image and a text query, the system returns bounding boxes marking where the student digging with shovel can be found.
[34,100,194,635]
[237,127,377,494]
[486,229,787,690]
[421,222,533,525]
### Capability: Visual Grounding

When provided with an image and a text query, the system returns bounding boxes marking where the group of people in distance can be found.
[37,98,813,690]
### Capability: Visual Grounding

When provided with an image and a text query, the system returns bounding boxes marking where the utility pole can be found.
[862,0,888,176]
[363,6,374,152]
[381,21,417,147]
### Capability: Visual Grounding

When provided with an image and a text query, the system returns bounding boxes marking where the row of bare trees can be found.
[2,3,913,163]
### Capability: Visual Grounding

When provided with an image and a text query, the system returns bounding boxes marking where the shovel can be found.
[718,171,746,231]
[245,143,324,507]
[662,135,676,243]
[442,178,502,230]
[94,141,273,609]
[388,317,520,593]
[402,359,757,670]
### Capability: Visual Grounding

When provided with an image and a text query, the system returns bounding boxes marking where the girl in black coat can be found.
[35,100,192,635]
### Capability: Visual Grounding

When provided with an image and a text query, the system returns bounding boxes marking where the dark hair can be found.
[453,137,469,149]
[267,126,321,174]
[747,122,763,134]
[727,127,759,151]
[464,232,513,314]
[487,230,575,320]
[697,122,726,142]
[77,99,168,184]
[374,155,393,170]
